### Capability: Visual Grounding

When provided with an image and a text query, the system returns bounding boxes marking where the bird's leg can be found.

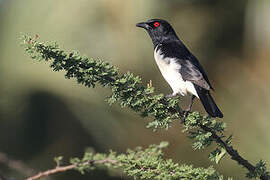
[187,95,195,111]
[184,95,195,117]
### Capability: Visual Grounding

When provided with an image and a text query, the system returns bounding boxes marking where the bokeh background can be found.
[0,0,270,179]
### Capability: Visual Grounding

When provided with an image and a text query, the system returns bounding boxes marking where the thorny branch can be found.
[181,109,269,180]
[198,124,268,180]
[163,100,269,180]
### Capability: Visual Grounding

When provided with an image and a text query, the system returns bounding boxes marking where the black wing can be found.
[158,41,214,90]
[180,55,214,90]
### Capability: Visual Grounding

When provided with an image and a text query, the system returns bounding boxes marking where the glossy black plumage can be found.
[136,19,223,118]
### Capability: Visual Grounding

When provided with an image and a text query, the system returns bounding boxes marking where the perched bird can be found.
[136,19,223,118]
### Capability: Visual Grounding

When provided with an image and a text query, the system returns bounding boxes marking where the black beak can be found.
[136,22,149,29]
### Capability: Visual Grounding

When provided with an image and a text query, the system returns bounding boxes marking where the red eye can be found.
[154,22,160,27]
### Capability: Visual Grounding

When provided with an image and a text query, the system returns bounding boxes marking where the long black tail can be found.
[194,84,223,118]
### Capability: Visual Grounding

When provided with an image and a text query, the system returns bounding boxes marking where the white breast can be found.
[154,47,199,98]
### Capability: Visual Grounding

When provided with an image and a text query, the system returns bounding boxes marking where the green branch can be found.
[21,35,269,180]
[26,142,223,180]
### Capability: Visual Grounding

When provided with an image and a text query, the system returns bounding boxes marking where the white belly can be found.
[154,47,199,98]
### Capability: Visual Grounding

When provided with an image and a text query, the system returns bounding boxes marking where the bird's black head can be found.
[136,19,178,47]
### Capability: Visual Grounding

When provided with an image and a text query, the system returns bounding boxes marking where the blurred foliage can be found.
[0,0,270,179]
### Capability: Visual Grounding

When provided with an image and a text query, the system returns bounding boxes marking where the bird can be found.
[136,19,223,118]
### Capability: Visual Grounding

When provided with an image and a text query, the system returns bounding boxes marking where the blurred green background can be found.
[0,0,270,179]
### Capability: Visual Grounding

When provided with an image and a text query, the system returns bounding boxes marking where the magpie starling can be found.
[136,19,223,118]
